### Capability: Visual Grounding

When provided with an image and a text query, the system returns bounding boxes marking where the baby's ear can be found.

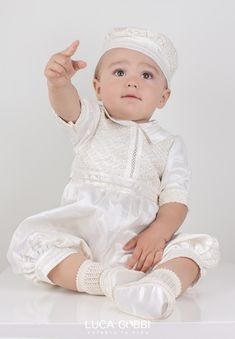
[93,78,101,100]
[159,88,171,108]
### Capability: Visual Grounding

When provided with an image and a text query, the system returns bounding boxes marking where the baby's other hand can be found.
[123,227,166,273]
[44,40,87,88]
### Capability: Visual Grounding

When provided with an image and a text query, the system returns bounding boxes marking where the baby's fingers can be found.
[47,61,69,80]
[127,247,142,269]
[61,40,80,57]
[140,253,155,272]
[52,54,74,72]
[45,68,61,79]
[152,249,164,266]
[72,60,87,71]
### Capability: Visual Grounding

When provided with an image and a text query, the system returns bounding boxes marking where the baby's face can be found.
[93,48,171,123]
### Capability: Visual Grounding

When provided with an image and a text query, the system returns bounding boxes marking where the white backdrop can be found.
[1,0,234,272]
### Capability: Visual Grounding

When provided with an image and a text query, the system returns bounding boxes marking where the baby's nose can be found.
[127,82,138,88]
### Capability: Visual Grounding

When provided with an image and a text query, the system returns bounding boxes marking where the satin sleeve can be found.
[52,98,101,149]
[158,135,191,208]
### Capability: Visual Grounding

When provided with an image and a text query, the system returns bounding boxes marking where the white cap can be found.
[99,26,178,88]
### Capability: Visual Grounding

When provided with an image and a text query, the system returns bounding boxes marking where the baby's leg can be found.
[7,211,145,295]
[48,252,145,295]
[110,259,199,320]
[156,257,200,295]
[111,233,220,320]
[48,252,87,291]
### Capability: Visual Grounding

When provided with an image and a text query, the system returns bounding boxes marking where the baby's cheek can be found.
[101,86,117,102]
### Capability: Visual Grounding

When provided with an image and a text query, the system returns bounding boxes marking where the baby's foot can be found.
[99,266,145,300]
[112,269,182,320]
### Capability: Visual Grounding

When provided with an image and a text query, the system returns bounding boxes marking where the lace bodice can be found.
[53,98,190,206]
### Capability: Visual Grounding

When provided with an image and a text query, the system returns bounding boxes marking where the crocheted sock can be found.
[151,268,182,298]
[75,259,104,295]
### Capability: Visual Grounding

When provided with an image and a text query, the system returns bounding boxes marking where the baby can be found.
[7,27,220,320]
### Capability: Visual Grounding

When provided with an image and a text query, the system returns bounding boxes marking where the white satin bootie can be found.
[112,268,182,320]
[99,266,145,300]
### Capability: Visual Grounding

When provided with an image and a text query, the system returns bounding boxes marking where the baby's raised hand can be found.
[44,40,87,88]
[123,227,167,273]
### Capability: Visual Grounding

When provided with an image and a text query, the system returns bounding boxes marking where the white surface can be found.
[0,262,234,338]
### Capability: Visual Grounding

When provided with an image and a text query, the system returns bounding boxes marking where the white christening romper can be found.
[7,98,220,287]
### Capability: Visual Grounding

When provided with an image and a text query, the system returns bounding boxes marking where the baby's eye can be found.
[142,72,153,80]
[113,69,125,77]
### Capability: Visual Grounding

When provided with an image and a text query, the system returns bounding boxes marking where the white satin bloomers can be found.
[7,98,220,287]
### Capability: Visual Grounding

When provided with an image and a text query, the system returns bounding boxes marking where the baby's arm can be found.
[153,134,190,242]
[124,136,190,272]
[44,40,87,123]
[123,203,187,272]
[150,202,188,243]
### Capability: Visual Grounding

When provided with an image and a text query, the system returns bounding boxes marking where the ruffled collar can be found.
[98,101,171,144]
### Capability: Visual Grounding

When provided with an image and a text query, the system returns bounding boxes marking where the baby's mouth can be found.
[121,95,141,100]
